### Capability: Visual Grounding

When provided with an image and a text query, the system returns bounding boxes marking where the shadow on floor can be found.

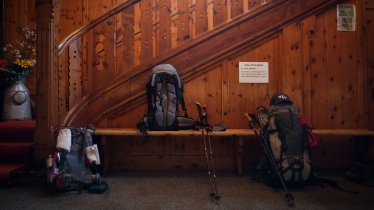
[0,170,373,210]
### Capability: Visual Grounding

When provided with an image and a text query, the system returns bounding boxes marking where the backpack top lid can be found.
[150,64,181,87]
[151,64,178,75]
[270,93,293,106]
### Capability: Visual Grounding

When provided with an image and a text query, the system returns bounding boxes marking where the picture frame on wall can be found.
[337,4,356,32]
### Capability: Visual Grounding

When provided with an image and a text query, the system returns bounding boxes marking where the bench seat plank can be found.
[95,128,374,136]
[313,129,374,136]
[95,128,254,136]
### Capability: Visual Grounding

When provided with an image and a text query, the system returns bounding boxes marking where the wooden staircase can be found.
[0,120,35,186]
[59,0,340,127]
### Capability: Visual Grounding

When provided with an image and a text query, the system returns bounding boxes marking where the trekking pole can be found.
[201,127,215,200]
[244,113,294,207]
[206,126,220,203]
[196,102,220,204]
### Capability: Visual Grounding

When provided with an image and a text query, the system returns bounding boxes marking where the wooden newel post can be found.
[33,0,60,164]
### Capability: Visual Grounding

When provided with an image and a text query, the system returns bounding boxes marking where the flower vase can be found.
[1,80,32,121]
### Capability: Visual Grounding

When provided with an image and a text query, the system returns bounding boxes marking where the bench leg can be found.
[102,136,112,176]
[234,136,244,176]
[369,137,374,159]
[354,136,373,161]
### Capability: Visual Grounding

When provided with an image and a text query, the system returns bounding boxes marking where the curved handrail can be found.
[57,0,140,54]
[62,0,339,127]
[88,29,282,125]
[62,0,284,126]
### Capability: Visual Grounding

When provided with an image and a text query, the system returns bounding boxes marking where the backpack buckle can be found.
[289,156,303,172]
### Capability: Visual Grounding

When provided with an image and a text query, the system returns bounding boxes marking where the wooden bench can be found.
[95,128,374,176]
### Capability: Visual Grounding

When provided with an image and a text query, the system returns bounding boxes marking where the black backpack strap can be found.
[79,128,89,162]
[82,125,96,162]
[319,177,359,194]
[174,76,188,117]
[136,115,150,142]
[146,78,156,114]
[151,75,159,113]
[178,92,188,117]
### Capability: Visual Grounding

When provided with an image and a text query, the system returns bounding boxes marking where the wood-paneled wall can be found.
[2,0,36,99]
[108,0,371,169]
[367,0,374,131]
[3,0,373,170]
[106,0,369,130]
[56,0,271,117]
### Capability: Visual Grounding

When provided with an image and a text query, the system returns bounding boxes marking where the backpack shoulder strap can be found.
[267,105,285,132]
[176,80,188,117]
[146,73,159,114]
[270,105,299,130]
[163,70,188,117]
[269,105,294,115]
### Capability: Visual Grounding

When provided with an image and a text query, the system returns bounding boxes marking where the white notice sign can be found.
[239,62,269,83]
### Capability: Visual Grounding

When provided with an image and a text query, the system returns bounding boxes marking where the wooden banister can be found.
[62,0,340,127]
[62,0,283,126]
[57,0,140,54]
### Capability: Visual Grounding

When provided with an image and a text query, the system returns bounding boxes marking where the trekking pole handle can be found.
[196,101,208,126]
[243,113,251,122]
[202,104,208,125]
[244,113,257,128]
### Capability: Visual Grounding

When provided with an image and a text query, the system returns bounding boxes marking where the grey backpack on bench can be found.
[138,64,196,133]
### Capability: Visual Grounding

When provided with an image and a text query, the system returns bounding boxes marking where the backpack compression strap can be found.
[150,65,188,117]
[268,106,294,167]
[176,80,188,117]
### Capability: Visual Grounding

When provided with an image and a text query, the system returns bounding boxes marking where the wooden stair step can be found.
[0,142,34,163]
[0,120,36,142]
[0,163,26,186]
